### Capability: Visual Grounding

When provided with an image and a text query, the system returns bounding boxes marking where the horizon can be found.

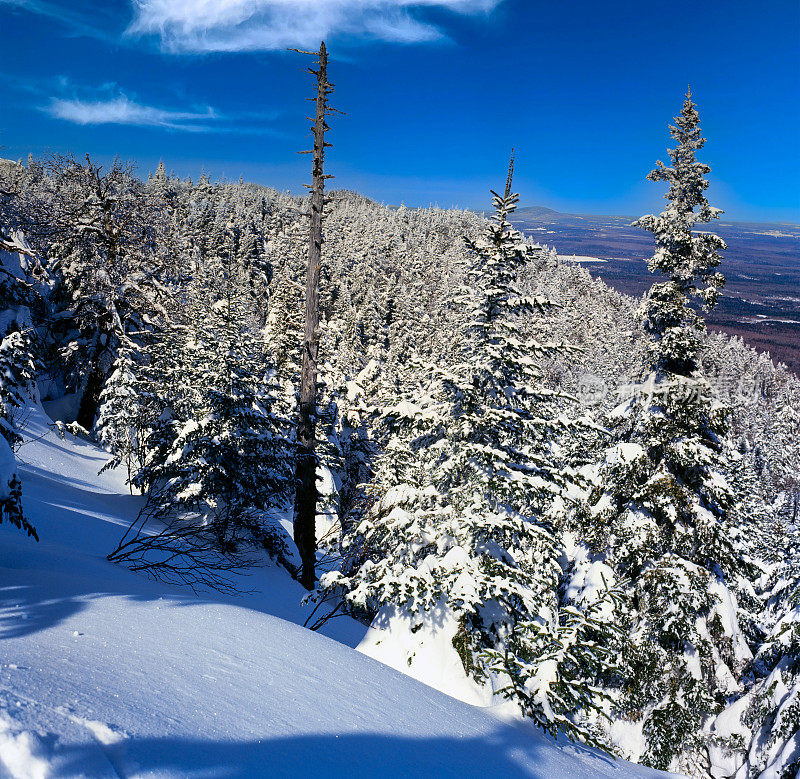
[1,0,798,223]
[2,151,798,228]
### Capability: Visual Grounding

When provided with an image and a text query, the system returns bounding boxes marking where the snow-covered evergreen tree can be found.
[705,499,799,779]
[0,330,36,449]
[95,340,147,487]
[111,235,294,586]
[0,332,37,541]
[46,155,168,430]
[0,432,36,541]
[586,91,754,773]
[733,563,799,778]
[262,218,305,418]
[321,166,621,745]
[0,178,43,543]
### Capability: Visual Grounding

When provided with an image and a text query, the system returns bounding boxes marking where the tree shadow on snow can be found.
[0,550,201,641]
[0,458,176,640]
[52,729,622,779]
[2,463,369,649]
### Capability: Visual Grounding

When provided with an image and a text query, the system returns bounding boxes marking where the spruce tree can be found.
[0,331,37,541]
[587,90,753,772]
[0,434,36,541]
[95,340,147,488]
[322,162,620,744]
[747,546,800,778]
[0,330,36,449]
[110,236,293,588]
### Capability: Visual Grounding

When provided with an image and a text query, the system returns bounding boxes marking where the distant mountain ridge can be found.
[511,205,561,219]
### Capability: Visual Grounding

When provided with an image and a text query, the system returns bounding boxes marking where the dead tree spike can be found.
[504,148,515,200]
[292,40,335,591]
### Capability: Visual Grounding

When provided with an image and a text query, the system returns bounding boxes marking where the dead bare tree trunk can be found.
[292,41,335,590]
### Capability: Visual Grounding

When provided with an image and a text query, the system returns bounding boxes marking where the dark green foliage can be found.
[0,471,37,541]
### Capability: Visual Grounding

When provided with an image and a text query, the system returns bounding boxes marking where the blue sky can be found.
[1,0,798,222]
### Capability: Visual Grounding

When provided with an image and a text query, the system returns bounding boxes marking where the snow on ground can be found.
[358,601,492,707]
[0,405,674,778]
[557,254,608,263]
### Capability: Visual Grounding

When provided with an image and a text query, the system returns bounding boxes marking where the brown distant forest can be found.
[510,207,800,373]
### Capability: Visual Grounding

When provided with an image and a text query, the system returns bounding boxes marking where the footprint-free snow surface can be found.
[0,406,671,778]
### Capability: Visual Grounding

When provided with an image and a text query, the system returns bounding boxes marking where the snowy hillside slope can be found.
[0,405,674,778]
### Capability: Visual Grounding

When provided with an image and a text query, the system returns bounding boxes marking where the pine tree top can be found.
[641,88,722,226]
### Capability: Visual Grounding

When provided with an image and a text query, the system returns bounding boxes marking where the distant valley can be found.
[511,207,800,373]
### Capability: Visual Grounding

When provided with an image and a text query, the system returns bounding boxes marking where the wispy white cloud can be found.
[45,95,218,131]
[127,0,501,52]
[0,0,118,41]
[43,91,283,134]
